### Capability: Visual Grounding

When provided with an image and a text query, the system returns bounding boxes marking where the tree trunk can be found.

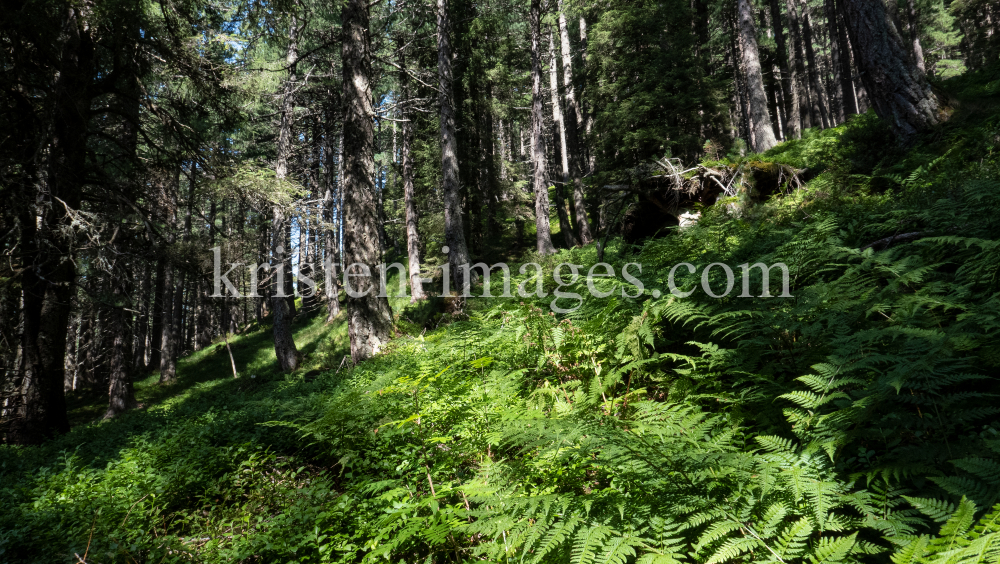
[770,0,800,139]
[271,14,301,372]
[824,0,845,124]
[840,0,938,139]
[557,0,592,245]
[158,263,177,383]
[834,0,859,117]
[8,5,92,444]
[133,261,151,371]
[905,0,926,73]
[530,0,556,256]
[548,27,578,249]
[343,0,392,362]
[437,0,475,290]
[104,278,137,419]
[148,257,165,370]
[324,105,342,321]
[800,3,831,128]
[398,49,426,302]
[738,0,779,153]
[785,0,813,131]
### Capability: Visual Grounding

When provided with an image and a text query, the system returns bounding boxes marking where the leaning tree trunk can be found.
[738,0,779,153]
[271,14,301,372]
[557,0,593,245]
[343,0,392,362]
[529,0,556,256]
[839,0,938,139]
[548,27,579,249]
[437,0,474,291]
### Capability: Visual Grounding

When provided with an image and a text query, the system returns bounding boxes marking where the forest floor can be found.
[4,63,1000,563]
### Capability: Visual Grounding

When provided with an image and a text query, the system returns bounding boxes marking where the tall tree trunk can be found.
[770,0,800,139]
[398,48,426,302]
[824,0,846,124]
[548,27,578,249]
[800,3,831,128]
[149,257,165,370]
[557,0,592,245]
[530,0,556,256]
[905,0,926,73]
[834,0,859,117]
[437,0,474,290]
[578,15,596,176]
[104,276,137,419]
[785,0,812,131]
[272,14,301,372]
[9,4,91,444]
[343,0,392,362]
[840,0,938,139]
[324,103,342,320]
[738,0,779,152]
[158,263,177,383]
[133,261,151,371]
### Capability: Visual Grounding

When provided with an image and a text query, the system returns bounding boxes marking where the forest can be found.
[2,0,1000,561]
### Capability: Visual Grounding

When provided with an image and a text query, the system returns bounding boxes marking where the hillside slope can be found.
[3,72,1000,563]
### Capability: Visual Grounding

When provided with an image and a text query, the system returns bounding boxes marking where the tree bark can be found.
[133,261,151,371]
[557,0,592,245]
[343,0,392,362]
[548,27,578,249]
[397,51,426,302]
[770,0,800,139]
[104,277,137,419]
[840,0,938,139]
[530,0,556,256]
[833,0,859,117]
[785,0,813,131]
[824,0,845,124]
[738,0,779,152]
[800,2,831,128]
[437,0,474,291]
[158,262,177,383]
[324,112,342,321]
[272,13,301,372]
[905,0,926,73]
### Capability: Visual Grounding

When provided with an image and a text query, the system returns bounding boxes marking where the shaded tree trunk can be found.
[800,3,831,128]
[840,0,938,139]
[558,0,593,245]
[104,276,137,419]
[771,0,800,139]
[271,14,301,372]
[548,26,578,249]
[530,0,556,256]
[324,107,342,321]
[905,0,926,73]
[438,0,474,291]
[343,0,392,362]
[738,0,779,152]
[158,263,177,383]
[785,0,813,130]
[834,0,859,117]
[398,48,426,302]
